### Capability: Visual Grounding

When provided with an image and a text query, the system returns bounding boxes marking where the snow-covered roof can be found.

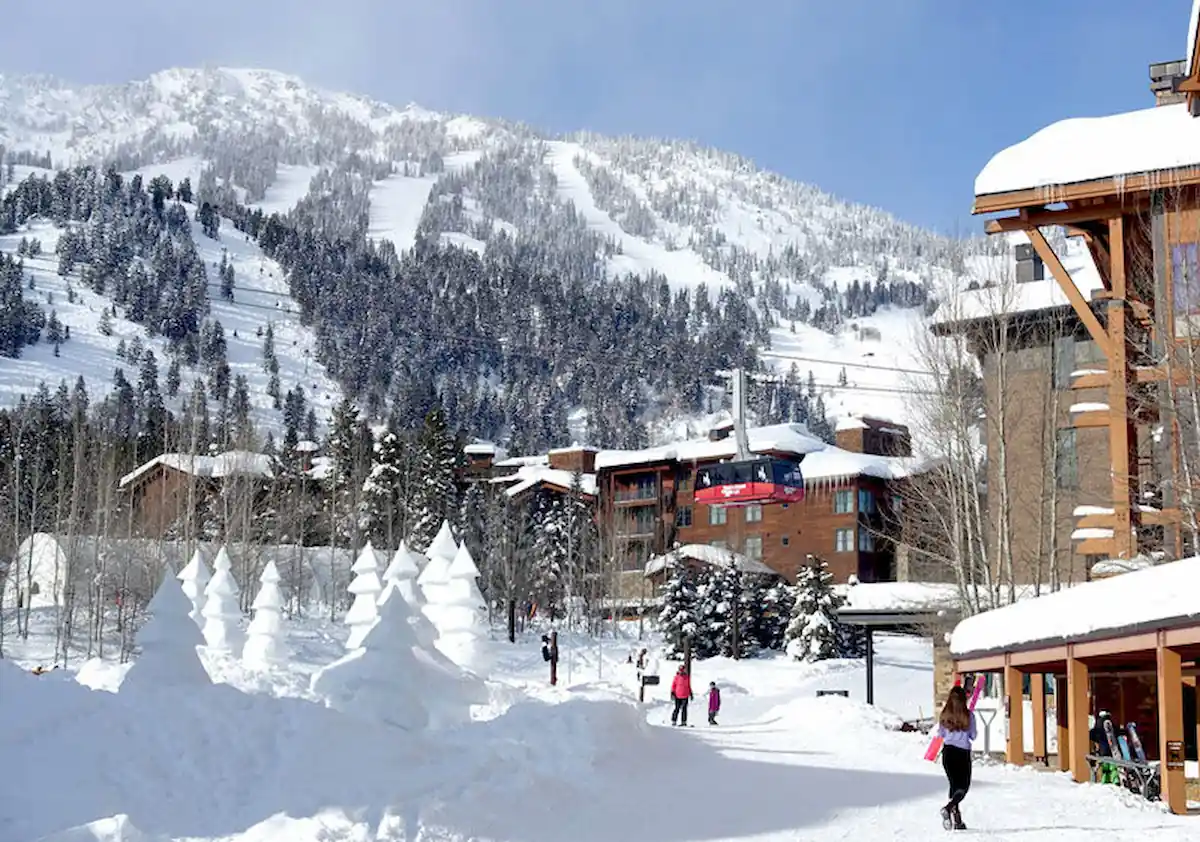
[464,439,506,459]
[644,544,776,577]
[929,233,1103,328]
[595,423,826,470]
[975,104,1200,198]
[490,464,598,498]
[951,556,1200,657]
[835,416,868,432]
[118,451,275,489]
[835,582,959,614]
[493,454,549,469]
[595,422,920,484]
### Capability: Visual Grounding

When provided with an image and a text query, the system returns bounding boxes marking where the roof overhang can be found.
[838,608,956,628]
[952,613,1200,670]
[973,166,1200,216]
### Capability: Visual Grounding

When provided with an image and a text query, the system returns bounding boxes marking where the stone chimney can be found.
[1150,60,1186,107]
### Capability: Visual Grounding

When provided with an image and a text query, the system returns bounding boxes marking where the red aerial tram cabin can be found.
[693,456,805,507]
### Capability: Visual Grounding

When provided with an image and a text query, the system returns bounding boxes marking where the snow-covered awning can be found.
[975,103,1200,199]
[951,556,1200,658]
[644,544,776,577]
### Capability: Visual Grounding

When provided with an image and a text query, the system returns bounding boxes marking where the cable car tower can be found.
[692,368,806,508]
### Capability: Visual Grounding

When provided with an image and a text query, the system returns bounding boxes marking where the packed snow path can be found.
[4,619,1195,841]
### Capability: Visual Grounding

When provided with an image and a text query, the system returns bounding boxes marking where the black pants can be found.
[671,697,689,725]
[941,745,972,807]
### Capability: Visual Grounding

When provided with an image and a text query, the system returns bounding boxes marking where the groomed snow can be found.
[4,607,1197,841]
[975,103,1200,198]
[951,555,1200,656]
[545,141,733,295]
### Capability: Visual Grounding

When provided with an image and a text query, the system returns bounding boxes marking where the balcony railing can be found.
[614,486,657,502]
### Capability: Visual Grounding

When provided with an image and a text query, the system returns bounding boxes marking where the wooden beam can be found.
[1070,411,1109,429]
[1005,662,1026,765]
[983,203,1130,233]
[1108,216,1135,560]
[1075,537,1114,555]
[1066,653,1090,783]
[1027,227,1112,357]
[1055,676,1070,772]
[1071,372,1109,390]
[1031,673,1048,763]
[1157,638,1187,815]
[974,167,1200,215]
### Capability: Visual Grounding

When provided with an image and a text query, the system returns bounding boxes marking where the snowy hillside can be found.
[0,67,993,443]
[0,163,339,434]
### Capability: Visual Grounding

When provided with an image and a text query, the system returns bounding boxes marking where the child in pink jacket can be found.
[707,682,721,725]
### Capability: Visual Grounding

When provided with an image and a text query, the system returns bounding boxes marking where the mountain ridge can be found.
[0,65,992,449]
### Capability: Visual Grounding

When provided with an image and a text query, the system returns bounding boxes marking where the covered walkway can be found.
[951,557,1200,815]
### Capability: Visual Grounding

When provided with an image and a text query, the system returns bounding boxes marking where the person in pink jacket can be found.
[707,681,721,725]
[670,665,693,726]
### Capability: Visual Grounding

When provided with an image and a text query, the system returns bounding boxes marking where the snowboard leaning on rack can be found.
[924,677,985,762]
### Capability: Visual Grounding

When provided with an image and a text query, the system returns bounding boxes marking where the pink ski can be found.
[924,677,984,761]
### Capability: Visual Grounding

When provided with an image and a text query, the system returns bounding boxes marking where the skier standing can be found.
[707,681,721,725]
[670,665,693,726]
[936,685,976,831]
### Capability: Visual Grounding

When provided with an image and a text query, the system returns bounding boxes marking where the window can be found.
[745,503,763,523]
[677,471,691,492]
[1052,335,1076,390]
[709,505,727,526]
[744,535,763,560]
[858,528,876,552]
[781,536,790,547]
[676,506,693,528]
[710,540,729,550]
[834,489,854,514]
[1056,429,1079,490]
[835,528,854,553]
[857,489,876,515]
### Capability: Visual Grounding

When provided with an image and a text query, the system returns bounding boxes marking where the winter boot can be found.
[940,806,952,831]
[952,806,966,831]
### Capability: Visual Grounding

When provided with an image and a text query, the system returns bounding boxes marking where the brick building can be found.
[595,419,918,587]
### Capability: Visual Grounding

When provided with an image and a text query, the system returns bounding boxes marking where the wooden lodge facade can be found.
[968,12,1200,566]
[942,3,1200,815]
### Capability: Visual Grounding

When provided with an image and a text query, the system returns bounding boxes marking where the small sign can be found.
[1167,740,1184,771]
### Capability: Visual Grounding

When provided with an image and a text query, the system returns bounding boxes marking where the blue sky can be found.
[0,1,1191,233]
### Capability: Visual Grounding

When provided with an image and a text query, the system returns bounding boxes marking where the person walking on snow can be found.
[936,684,976,831]
[707,681,721,725]
[670,665,693,726]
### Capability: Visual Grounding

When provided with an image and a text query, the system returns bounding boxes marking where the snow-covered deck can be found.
[951,556,1200,658]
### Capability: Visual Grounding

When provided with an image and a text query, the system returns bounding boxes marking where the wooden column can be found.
[1066,654,1090,783]
[1107,216,1136,560]
[1055,675,1070,772]
[1157,638,1186,815]
[1030,673,1048,764]
[1005,663,1025,765]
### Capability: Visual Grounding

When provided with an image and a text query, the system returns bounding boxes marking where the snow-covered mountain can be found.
[0,67,992,445]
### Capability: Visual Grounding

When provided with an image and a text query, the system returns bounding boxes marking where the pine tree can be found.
[658,565,700,660]
[530,493,568,617]
[784,557,843,662]
[754,579,792,651]
[409,404,459,553]
[362,427,409,550]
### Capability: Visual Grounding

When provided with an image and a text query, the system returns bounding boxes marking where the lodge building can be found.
[594,418,917,588]
[943,2,1200,814]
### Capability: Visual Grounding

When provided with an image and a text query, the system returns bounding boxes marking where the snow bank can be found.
[951,555,1200,656]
